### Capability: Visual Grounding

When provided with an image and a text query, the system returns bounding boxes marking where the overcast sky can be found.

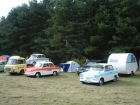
[0,0,41,18]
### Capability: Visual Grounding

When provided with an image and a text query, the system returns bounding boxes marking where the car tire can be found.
[53,71,57,76]
[99,78,104,86]
[82,82,85,84]
[113,75,117,82]
[32,61,36,66]
[35,72,41,78]
[20,70,24,75]
[6,72,11,75]
[130,71,134,76]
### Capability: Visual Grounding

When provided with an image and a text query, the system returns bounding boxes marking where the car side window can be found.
[43,64,46,67]
[18,60,23,64]
[43,63,50,67]
[105,66,110,71]
[38,55,41,58]
[42,55,46,58]
[109,65,113,70]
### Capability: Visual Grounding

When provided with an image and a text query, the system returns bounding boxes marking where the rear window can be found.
[83,61,97,66]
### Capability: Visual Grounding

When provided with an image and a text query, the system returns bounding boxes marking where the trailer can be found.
[107,53,138,76]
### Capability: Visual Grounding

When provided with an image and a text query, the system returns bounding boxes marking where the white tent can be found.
[60,61,80,72]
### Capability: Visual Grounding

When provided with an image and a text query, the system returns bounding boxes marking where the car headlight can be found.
[26,60,30,63]
[80,74,83,78]
[86,68,89,70]
[10,68,14,72]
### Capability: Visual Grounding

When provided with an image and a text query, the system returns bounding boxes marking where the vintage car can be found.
[0,61,6,72]
[24,61,60,78]
[26,54,49,66]
[76,60,106,75]
[4,56,26,75]
[80,63,119,86]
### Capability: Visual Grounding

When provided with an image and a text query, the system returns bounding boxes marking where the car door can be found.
[43,63,52,75]
[108,65,115,79]
[104,65,111,82]
[37,55,43,62]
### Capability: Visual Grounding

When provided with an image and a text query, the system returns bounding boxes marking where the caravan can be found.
[108,53,138,76]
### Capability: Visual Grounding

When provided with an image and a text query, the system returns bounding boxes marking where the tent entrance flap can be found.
[60,64,70,72]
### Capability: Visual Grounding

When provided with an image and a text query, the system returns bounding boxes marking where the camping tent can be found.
[60,61,80,72]
[2,55,10,60]
[0,56,7,61]
[0,55,10,62]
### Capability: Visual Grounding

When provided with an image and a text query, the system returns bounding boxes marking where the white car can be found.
[24,61,60,78]
[26,54,49,65]
[80,63,119,86]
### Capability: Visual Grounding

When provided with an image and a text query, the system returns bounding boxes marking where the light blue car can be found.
[80,63,119,86]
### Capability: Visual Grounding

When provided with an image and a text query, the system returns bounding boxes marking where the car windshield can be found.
[83,61,97,66]
[29,55,37,59]
[35,63,42,67]
[0,61,5,65]
[89,65,104,71]
[7,59,17,65]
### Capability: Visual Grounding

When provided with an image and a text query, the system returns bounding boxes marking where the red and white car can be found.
[24,62,60,78]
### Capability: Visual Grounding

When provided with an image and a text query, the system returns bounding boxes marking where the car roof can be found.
[31,54,44,55]
[87,60,106,63]
[36,61,53,64]
[92,63,110,66]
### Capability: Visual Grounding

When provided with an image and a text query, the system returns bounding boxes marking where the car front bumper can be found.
[80,77,99,83]
[77,70,88,74]
[24,72,35,76]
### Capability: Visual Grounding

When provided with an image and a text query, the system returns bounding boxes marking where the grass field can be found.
[0,71,140,105]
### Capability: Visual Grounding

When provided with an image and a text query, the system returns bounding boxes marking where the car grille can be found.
[4,68,11,72]
[80,67,89,71]
[80,67,84,70]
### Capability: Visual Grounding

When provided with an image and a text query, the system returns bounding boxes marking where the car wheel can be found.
[53,71,57,76]
[82,82,85,84]
[99,78,104,86]
[130,71,134,76]
[35,72,41,78]
[32,61,36,66]
[6,72,11,75]
[113,75,117,82]
[20,70,24,75]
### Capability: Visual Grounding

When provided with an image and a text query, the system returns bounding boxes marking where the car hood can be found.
[80,70,102,77]
[78,65,90,68]
[77,65,91,71]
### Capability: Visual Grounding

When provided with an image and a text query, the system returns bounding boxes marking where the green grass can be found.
[0,71,140,105]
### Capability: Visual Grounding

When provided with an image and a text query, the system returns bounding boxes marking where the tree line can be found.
[0,0,140,64]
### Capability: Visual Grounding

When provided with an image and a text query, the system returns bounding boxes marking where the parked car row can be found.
[0,53,138,86]
[3,55,60,78]
[78,53,138,86]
